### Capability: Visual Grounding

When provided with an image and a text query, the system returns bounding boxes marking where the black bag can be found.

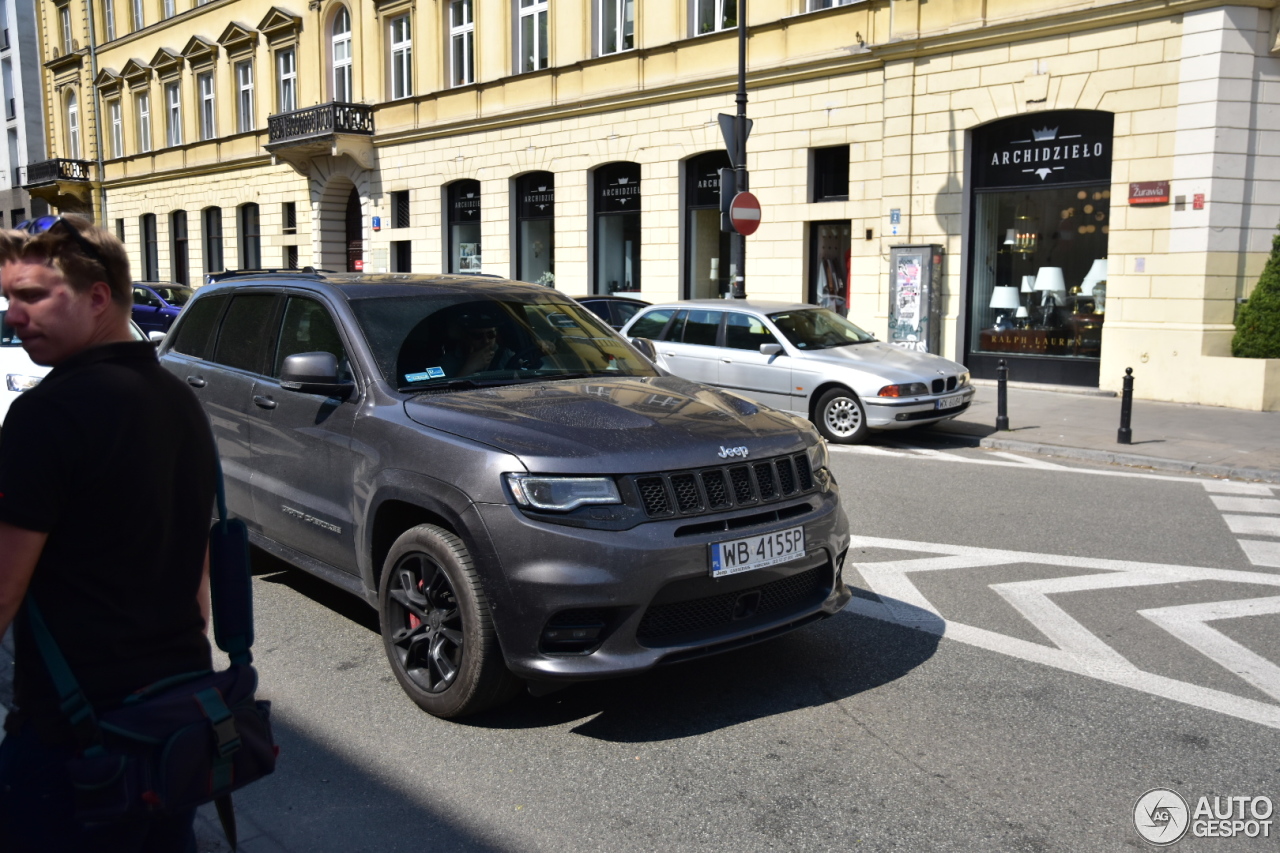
[24,457,275,849]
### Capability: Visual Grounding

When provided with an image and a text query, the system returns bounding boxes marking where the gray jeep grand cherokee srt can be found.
[161,273,851,717]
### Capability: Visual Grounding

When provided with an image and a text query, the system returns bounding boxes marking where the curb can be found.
[975,436,1280,483]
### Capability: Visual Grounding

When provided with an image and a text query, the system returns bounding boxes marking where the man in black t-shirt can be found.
[0,215,216,852]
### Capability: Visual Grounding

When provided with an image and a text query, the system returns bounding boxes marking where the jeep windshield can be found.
[768,308,877,350]
[349,292,661,390]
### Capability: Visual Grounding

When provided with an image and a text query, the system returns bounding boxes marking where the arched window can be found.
[684,151,731,299]
[238,203,260,269]
[170,210,189,284]
[66,92,80,159]
[592,162,640,294]
[332,7,353,102]
[202,206,224,275]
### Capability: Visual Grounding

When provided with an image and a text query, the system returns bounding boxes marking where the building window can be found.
[109,99,123,157]
[9,209,23,228]
[58,4,72,53]
[130,0,142,31]
[808,221,850,316]
[164,81,181,146]
[162,0,174,19]
[446,179,480,273]
[515,172,554,285]
[811,145,849,202]
[170,210,189,285]
[391,190,409,227]
[284,244,298,269]
[104,0,115,40]
[807,0,853,8]
[965,110,1115,386]
[593,161,640,294]
[135,91,151,152]
[115,218,125,242]
[517,0,547,73]
[684,152,730,299]
[389,15,412,99]
[197,71,215,140]
[276,48,296,112]
[202,206,223,274]
[65,92,80,159]
[236,61,253,132]
[449,0,474,87]
[140,213,158,279]
[695,0,735,34]
[238,202,260,269]
[597,0,633,54]
[282,201,296,233]
[332,7,352,102]
[391,241,411,272]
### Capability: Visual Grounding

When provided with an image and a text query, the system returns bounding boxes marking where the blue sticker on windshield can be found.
[404,367,446,382]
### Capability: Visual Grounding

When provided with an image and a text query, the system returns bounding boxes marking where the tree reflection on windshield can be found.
[769,308,876,350]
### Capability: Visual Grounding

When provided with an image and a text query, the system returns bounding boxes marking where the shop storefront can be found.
[685,151,731,299]
[593,161,641,294]
[965,110,1113,386]
[515,172,554,286]
[446,179,481,274]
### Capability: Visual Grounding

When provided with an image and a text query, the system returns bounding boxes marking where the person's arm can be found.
[197,544,211,636]
[0,521,48,638]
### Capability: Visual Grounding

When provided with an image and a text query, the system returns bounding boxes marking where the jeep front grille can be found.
[629,452,817,520]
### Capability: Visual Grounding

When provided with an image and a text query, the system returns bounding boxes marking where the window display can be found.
[447,180,481,275]
[594,162,641,294]
[516,172,554,286]
[685,152,731,299]
[809,221,850,317]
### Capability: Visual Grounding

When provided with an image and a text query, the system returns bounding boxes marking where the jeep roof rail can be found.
[204,267,335,284]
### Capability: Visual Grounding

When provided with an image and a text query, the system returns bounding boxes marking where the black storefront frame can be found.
[963,110,1113,387]
[514,171,555,286]
[446,179,482,275]
[592,161,641,295]
[683,151,731,300]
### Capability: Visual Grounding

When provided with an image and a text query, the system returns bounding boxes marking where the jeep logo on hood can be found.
[718,445,749,459]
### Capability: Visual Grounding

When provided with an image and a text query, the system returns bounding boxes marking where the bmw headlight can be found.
[5,374,42,393]
[958,371,971,387]
[876,382,928,398]
[505,474,621,512]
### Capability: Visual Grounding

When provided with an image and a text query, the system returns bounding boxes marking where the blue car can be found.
[131,282,195,335]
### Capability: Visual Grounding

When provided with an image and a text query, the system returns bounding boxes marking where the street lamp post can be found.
[729,0,748,299]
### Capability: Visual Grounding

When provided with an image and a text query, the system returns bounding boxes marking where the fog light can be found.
[895,412,909,421]
[540,609,611,654]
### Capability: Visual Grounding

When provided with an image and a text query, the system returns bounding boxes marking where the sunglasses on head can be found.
[16,215,110,271]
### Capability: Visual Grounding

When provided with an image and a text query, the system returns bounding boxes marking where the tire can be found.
[378,524,521,718]
[814,387,869,444]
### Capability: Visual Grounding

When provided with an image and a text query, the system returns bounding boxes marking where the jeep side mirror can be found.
[759,343,783,356]
[629,337,658,364]
[280,352,355,397]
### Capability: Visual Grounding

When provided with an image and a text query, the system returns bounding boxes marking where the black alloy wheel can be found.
[378,524,521,718]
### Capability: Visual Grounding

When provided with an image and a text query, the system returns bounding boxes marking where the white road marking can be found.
[1203,481,1276,495]
[1209,495,1280,514]
[989,451,1069,469]
[1223,514,1280,537]
[1239,540,1280,569]
[831,443,1205,482]
[1139,596,1280,703]
[845,535,1280,730]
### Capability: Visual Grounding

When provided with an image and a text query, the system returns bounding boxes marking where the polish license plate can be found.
[936,393,966,410]
[710,526,806,578]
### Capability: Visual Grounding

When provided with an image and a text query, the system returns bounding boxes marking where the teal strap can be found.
[24,600,103,753]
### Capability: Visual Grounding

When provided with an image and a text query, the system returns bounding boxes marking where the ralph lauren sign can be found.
[971,110,1113,190]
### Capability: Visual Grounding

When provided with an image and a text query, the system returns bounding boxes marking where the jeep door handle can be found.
[253,395,277,410]
[186,376,206,388]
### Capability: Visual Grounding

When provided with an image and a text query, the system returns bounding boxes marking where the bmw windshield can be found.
[768,308,877,350]
[350,292,661,390]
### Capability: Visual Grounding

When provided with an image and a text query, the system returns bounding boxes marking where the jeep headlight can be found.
[807,437,830,476]
[505,474,621,512]
[5,374,42,393]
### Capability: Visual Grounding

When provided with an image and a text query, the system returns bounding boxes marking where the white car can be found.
[620,299,975,443]
[1,297,150,429]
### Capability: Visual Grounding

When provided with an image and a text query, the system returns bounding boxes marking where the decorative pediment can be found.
[150,47,182,78]
[181,35,218,69]
[257,6,302,42]
[94,67,123,94]
[121,58,152,88]
[217,21,259,56]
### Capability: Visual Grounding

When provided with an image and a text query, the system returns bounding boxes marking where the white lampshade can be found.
[1033,267,1067,294]
[989,286,1021,310]
[1003,228,1017,246]
[1020,275,1036,293]
[1082,258,1108,283]
[1015,306,1029,318]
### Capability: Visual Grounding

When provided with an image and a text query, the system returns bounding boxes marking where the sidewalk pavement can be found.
[921,380,1280,483]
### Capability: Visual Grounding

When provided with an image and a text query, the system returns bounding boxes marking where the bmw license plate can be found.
[936,393,966,410]
[710,526,806,578]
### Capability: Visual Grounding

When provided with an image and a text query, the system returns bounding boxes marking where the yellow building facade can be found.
[26,0,1280,408]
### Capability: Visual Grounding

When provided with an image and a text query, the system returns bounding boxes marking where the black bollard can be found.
[996,359,1009,431]
[1118,367,1134,444]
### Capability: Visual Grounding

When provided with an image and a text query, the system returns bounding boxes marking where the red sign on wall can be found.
[1129,181,1170,205]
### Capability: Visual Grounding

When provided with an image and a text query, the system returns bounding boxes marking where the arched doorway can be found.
[345,187,362,271]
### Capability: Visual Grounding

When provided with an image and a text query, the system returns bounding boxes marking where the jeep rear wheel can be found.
[378,524,521,718]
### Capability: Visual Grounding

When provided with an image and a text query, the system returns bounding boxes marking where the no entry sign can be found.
[729,192,762,236]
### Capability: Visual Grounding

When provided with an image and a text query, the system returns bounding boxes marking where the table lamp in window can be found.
[989,286,1020,331]
[1033,267,1066,327]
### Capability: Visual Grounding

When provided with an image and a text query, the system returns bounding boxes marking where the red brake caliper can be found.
[408,578,424,629]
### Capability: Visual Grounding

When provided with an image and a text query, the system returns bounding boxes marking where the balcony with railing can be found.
[265,102,375,174]
[21,158,94,210]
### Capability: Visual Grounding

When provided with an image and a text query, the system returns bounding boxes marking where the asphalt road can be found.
[185,438,1279,852]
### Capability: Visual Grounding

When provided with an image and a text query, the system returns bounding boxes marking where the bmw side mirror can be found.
[280,352,355,397]
[629,337,659,364]
[759,343,783,356]
[147,331,166,346]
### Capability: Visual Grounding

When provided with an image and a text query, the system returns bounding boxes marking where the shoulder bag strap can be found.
[208,450,255,666]
[23,599,105,755]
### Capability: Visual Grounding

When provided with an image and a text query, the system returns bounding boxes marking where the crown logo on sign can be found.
[1031,127,1059,141]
